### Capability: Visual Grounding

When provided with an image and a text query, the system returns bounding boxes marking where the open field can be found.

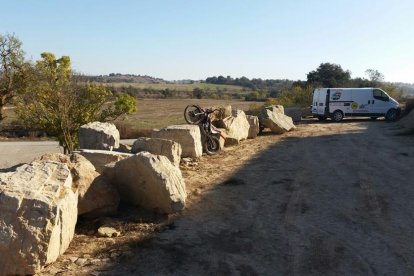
[115,98,261,131]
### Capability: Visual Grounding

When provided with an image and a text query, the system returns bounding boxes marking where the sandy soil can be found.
[37,119,414,275]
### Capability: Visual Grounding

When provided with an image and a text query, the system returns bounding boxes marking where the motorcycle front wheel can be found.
[184,105,203,125]
[204,135,220,155]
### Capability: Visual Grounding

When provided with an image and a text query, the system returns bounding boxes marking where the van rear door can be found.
[317,89,327,115]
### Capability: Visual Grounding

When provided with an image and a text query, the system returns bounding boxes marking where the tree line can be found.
[206,63,403,106]
[0,33,137,152]
[205,75,293,91]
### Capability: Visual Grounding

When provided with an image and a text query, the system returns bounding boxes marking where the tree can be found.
[307,63,351,87]
[275,86,313,107]
[0,33,25,122]
[16,52,136,153]
[365,69,384,83]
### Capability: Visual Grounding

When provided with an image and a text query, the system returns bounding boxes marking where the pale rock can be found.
[246,115,260,139]
[152,125,202,158]
[37,153,119,217]
[69,257,79,263]
[97,226,120,238]
[78,121,120,150]
[269,105,285,114]
[74,149,132,174]
[79,175,120,217]
[215,109,250,146]
[131,137,182,167]
[259,105,296,134]
[209,105,232,121]
[113,152,187,214]
[75,258,88,266]
[0,161,78,275]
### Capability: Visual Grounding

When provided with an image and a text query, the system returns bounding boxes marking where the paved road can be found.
[0,139,136,169]
[0,141,62,169]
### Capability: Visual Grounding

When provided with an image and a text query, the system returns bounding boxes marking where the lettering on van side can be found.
[329,101,353,106]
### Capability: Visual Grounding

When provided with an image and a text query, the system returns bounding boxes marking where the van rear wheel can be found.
[332,110,344,122]
[317,116,327,121]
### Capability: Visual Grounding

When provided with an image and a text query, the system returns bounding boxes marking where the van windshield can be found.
[373,89,389,101]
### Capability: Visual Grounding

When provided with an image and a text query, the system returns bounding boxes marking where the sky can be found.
[1,0,413,83]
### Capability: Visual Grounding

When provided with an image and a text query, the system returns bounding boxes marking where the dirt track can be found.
[42,119,414,275]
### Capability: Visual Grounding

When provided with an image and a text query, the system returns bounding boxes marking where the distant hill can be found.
[82,73,168,84]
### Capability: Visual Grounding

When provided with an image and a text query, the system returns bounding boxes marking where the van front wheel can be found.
[332,110,344,122]
[385,109,398,121]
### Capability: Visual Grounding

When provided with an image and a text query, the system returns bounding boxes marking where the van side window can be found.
[373,89,389,101]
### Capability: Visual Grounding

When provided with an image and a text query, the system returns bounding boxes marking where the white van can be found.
[311,88,400,122]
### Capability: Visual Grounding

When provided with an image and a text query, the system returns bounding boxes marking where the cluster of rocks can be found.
[0,105,295,275]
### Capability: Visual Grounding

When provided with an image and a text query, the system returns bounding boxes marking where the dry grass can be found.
[115,99,261,138]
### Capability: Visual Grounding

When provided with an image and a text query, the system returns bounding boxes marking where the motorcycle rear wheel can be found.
[184,105,203,125]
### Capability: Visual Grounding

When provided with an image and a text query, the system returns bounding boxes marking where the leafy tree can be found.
[0,33,25,121]
[275,86,313,107]
[365,69,384,83]
[16,52,136,153]
[307,63,351,87]
[349,77,375,88]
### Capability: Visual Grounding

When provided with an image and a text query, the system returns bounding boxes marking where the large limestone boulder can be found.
[74,149,133,174]
[131,137,182,167]
[215,109,250,146]
[152,125,202,158]
[246,115,260,139]
[209,105,232,122]
[269,105,285,114]
[113,152,186,214]
[259,105,296,134]
[284,107,302,122]
[0,161,77,275]
[79,175,119,217]
[78,121,120,150]
[35,153,120,217]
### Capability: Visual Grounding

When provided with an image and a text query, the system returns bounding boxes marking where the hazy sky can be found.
[1,0,413,83]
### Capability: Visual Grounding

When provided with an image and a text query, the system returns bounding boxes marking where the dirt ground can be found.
[40,119,414,275]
